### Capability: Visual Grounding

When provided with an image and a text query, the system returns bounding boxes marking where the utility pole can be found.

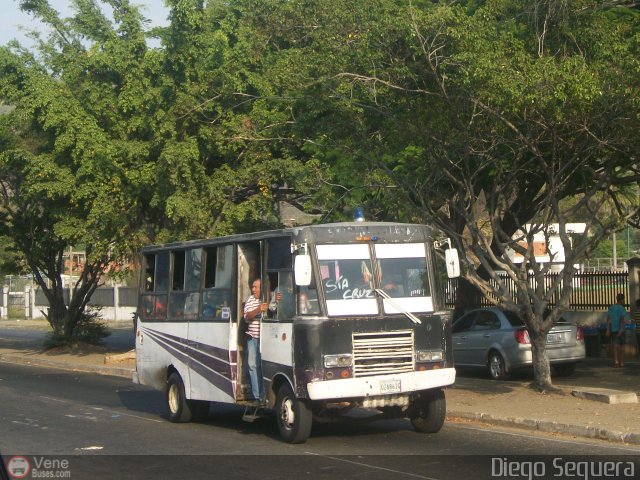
[612,231,617,270]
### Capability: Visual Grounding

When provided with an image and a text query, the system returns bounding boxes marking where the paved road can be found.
[1,362,639,480]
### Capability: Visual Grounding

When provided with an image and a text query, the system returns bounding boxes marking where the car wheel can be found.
[409,390,446,433]
[553,362,577,377]
[165,372,192,423]
[488,351,510,380]
[276,382,312,444]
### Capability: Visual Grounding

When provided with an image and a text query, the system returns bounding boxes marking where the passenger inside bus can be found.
[378,263,405,297]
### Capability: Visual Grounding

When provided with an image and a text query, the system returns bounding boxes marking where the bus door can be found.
[236,242,261,400]
[260,238,296,397]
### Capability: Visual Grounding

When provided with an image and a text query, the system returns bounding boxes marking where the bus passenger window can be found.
[204,245,232,289]
[204,247,217,288]
[267,238,292,270]
[155,252,170,292]
[185,249,202,291]
[169,294,185,319]
[267,271,295,320]
[202,245,233,320]
[144,254,155,291]
[298,286,320,315]
[141,294,155,319]
[154,295,167,320]
[202,290,231,320]
[172,251,185,291]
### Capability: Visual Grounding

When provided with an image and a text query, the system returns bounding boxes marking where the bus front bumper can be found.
[306,368,456,401]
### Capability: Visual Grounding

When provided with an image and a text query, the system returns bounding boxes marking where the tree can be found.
[0,0,162,342]
[0,0,326,341]
[296,0,640,389]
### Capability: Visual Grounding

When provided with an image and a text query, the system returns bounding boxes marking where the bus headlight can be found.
[324,354,353,368]
[416,350,443,362]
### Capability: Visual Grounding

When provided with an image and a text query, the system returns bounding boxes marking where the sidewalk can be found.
[1,319,639,445]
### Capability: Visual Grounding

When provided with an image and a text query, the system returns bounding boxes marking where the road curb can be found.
[447,411,640,446]
[0,353,133,379]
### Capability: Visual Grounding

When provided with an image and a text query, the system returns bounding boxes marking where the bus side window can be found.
[172,251,185,291]
[298,286,319,315]
[202,245,233,320]
[141,252,169,321]
[144,254,155,291]
[167,249,202,320]
[267,271,295,320]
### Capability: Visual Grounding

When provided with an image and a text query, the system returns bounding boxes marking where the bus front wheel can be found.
[165,372,192,423]
[275,383,312,444]
[409,390,446,433]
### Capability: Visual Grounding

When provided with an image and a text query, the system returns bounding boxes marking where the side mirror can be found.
[294,254,312,286]
[445,248,460,278]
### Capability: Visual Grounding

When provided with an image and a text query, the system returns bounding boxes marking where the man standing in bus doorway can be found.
[244,278,267,403]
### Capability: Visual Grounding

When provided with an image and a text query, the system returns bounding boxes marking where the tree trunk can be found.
[44,284,68,338]
[529,330,553,392]
[36,264,102,344]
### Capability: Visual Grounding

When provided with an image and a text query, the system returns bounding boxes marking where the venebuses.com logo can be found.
[5,455,71,479]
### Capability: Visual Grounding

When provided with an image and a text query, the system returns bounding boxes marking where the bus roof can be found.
[140,221,435,253]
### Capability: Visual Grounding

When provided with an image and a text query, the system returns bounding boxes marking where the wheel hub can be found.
[168,384,179,413]
[280,397,295,428]
[490,357,501,377]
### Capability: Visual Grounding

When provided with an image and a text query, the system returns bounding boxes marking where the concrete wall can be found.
[0,286,137,324]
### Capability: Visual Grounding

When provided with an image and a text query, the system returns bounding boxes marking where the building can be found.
[506,223,587,272]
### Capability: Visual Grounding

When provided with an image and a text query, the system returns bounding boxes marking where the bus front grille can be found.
[352,330,414,377]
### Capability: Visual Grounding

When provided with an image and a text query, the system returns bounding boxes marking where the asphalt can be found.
[1,319,639,446]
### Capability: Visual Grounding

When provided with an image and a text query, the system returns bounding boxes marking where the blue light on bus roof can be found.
[354,207,365,222]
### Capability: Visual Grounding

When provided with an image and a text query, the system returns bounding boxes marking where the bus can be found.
[133,221,460,443]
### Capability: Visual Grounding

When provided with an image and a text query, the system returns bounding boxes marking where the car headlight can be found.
[324,354,353,368]
[416,350,443,362]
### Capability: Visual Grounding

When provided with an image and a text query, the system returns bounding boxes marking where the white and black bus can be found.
[134,221,460,443]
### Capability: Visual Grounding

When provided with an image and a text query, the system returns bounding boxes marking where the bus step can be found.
[242,406,264,423]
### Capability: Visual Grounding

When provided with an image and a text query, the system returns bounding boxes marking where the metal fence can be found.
[445,271,630,311]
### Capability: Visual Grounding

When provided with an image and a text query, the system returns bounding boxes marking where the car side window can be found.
[473,312,501,330]
[453,313,475,333]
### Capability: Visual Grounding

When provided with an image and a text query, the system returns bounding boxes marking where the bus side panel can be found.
[186,321,235,403]
[292,321,323,398]
[135,321,191,393]
[261,320,294,397]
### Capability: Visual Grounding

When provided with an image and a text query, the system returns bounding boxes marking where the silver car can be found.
[452,307,585,380]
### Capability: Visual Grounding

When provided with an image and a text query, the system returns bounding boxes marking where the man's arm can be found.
[244,297,267,320]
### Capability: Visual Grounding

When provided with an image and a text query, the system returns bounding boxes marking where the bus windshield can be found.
[317,243,433,317]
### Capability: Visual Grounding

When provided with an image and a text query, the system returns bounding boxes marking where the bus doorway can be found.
[236,242,261,402]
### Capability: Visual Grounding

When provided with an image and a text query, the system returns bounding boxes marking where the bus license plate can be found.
[380,379,401,393]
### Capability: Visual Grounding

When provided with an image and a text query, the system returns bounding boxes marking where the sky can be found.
[0,0,169,48]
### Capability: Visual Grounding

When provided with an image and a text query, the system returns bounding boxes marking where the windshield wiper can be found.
[374,288,421,324]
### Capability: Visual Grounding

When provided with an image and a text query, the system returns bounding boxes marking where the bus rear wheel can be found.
[275,383,312,444]
[409,390,446,433]
[165,372,192,423]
